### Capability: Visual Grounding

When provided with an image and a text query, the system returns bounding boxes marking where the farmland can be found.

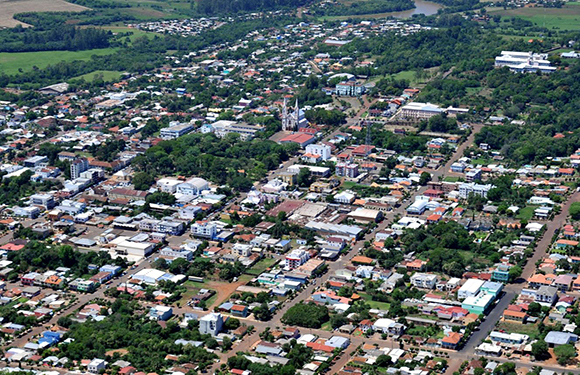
[488,2,580,30]
[0,0,87,28]
[0,48,118,75]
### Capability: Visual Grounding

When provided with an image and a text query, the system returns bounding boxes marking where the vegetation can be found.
[132,133,298,190]
[281,302,329,328]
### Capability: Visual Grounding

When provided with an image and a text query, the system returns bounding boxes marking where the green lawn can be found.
[0,48,118,75]
[489,3,580,30]
[320,321,333,331]
[496,321,541,339]
[102,26,157,43]
[443,176,461,182]
[471,157,492,165]
[245,258,277,276]
[359,293,390,310]
[516,205,538,220]
[71,70,123,82]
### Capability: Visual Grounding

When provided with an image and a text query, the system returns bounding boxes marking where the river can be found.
[388,0,442,18]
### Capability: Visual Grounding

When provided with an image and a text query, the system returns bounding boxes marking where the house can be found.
[492,264,511,283]
[230,304,249,318]
[149,305,173,321]
[326,335,350,349]
[544,331,578,347]
[410,273,438,289]
[552,274,574,292]
[88,358,107,374]
[312,290,351,305]
[441,332,462,350]
[503,310,527,323]
[535,286,558,305]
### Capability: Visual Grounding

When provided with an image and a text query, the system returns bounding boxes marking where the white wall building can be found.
[199,313,223,336]
[458,183,494,199]
[285,249,310,269]
[305,143,332,161]
[458,279,485,300]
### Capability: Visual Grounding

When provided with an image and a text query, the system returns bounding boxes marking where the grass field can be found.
[359,293,391,310]
[0,48,118,75]
[245,258,277,276]
[516,205,538,220]
[488,3,580,30]
[71,70,123,82]
[0,0,88,28]
[103,26,156,43]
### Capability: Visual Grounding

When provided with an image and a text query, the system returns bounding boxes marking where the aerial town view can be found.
[0,0,580,374]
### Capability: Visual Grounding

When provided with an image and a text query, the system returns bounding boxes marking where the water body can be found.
[388,0,442,18]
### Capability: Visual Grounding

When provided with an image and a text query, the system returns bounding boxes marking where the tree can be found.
[531,340,549,360]
[508,265,522,282]
[133,172,155,191]
[375,354,392,367]
[253,303,272,321]
[297,168,312,188]
[281,303,329,328]
[527,302,541,316]
[419,172,432,186]
[554,344,577,365]
[222,336,232,351]
[224,318,241,330]
[570,202,580,220]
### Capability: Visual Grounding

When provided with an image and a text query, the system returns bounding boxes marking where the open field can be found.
[245,257,277,276]
[0,48,118,75]
[0,0,88,28]
[488,3,580,30]
[102,26,157,43]
[71,70,123,82]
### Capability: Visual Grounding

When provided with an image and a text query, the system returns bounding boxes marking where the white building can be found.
[88,358,107,374]
[400,102,443,119]
[494,51,556,73]
[191,221,217,239]
[410,273,438,289]
[160,122,194,140]
[108,236,155,258]
[232,244,252,257]
[199,313,223,336]
[157,177,182,193]
[285,249,310,269]
[70,158,89,179]
[305,143,332,161]
[458,279,485,300]
[212,120,262,140]
[176,177,209,196]
[281,98,308,131]
[458,183,494,199]
[334,190,356,204]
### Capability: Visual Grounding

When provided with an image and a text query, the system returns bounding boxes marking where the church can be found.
[281,98,308,131]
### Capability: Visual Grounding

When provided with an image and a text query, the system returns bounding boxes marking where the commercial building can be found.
[461,292,495,314]
[30,194,55,209]
[176,177,209,196]
[108,236,155,258]
[160,123,194,140]
[458,279,485,300]
[400,102,443,119]
[458,183,494,199]
[335,81,366,96]
[212,120,262,140]
[149,305,173,321]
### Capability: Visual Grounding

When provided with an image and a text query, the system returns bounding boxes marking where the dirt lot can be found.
[0,0,88,28]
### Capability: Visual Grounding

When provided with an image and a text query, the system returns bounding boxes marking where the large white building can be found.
[285,249,310,269]
[176,177,209,196]
[157,177,182,193]
[199,313,223,336]
[494,51,556,74]
[212,120,262,140]
[458,182,494,199]
[458,279,485,300]
[191,221,217,239]
[160,122,194,140]
[108,236,155,258]
[305,143,331,161]
[400,102,443,119]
